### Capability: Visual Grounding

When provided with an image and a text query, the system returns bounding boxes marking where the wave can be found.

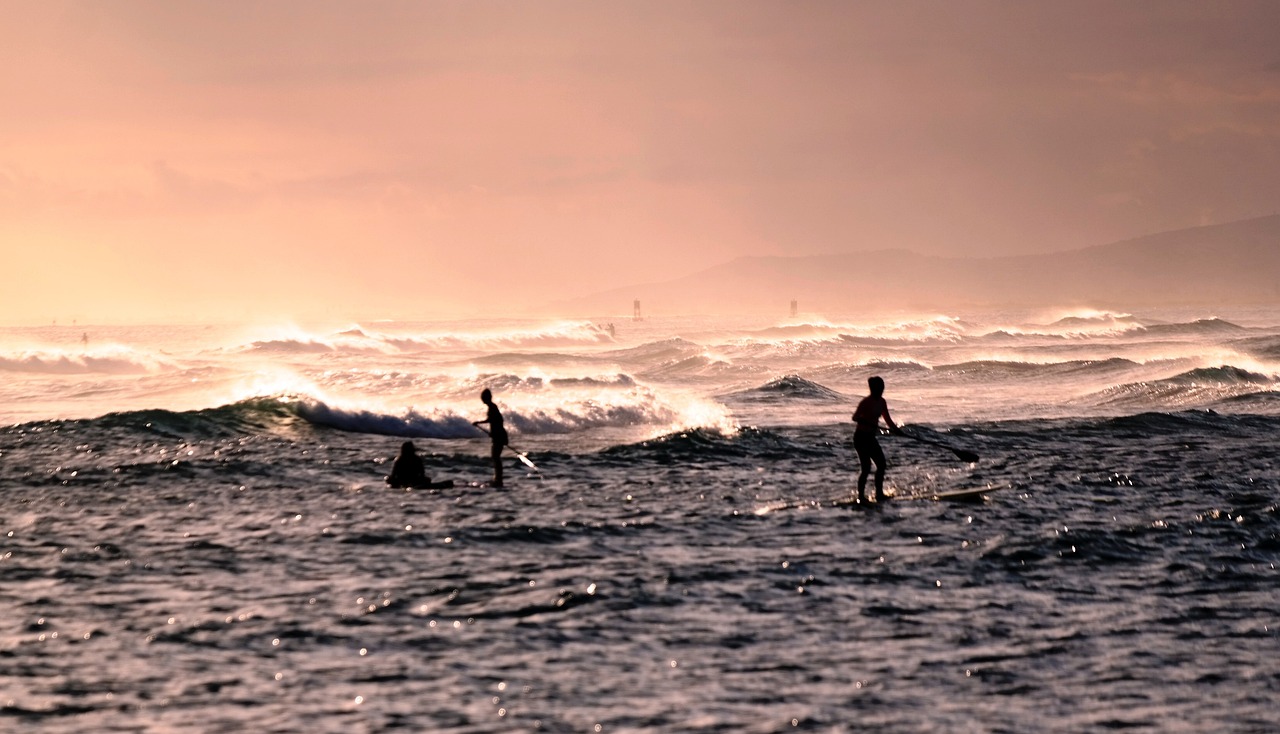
[467,352,604,368]
[389,321,616,352]
[424,371,642,402]
[1232,334,1280,362]
[1158,365,1272,386]
[806,360,931,382]
[1094,365,1276,410]
[760,313,1241,345]
[936,357,1141,381]
[1095,409,1280,434]
[548,374,637,389]
[241,321,615,356]
[297,387,736,438]
[978,310,1147,338]
[81,398,300,439]
[294,401,479,438]
[638,354,766,380]
[1211,391,1280,413]
[749,316,972,343]
[29,378,737,441]
[961,317,1248,343]
[727,375,846,403]
[0,347,167,375]
[244,337,386,355]
[605,337,704,364]
[1045,310,1140,329]
[600,426,830,463]
[1139,318,1248,337]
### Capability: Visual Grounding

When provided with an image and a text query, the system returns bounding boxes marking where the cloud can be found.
[5,1,1280,323]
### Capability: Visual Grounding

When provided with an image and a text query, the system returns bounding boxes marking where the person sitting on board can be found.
[386,440,432,489]
[471,388,509,487]
[852,375,904,502]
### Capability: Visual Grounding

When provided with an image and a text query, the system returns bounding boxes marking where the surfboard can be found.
[907,485,1006,503]
[752,497,882,515]
[388,479,456,489]
[751,485,1006,515]
[929,487,992,502]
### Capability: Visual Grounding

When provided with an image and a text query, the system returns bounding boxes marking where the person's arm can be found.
[882,405,903,435]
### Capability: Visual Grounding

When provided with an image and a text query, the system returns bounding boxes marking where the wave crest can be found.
[241,321,615,356]
[728,375,846,402]
[0,347,167,375]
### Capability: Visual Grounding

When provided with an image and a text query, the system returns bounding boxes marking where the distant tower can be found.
[633,299,642,321]
[790,299,798,318]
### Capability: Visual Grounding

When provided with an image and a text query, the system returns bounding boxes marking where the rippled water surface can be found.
[2,313,1279,731]
[4,417,1278,732]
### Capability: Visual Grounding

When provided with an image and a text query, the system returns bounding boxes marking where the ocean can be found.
[2,308,1278,732]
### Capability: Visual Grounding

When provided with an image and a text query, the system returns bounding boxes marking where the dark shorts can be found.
[491,429,509,448]
[853,431,886,468]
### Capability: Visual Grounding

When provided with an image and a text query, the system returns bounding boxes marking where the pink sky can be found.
[3,0,1279,324]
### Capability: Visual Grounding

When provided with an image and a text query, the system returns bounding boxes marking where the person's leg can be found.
[870,440,888,501]
[491,443,504,487]
[854,434,872,501]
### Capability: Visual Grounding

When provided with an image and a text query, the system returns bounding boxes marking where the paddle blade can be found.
[510,448,539,471]
[952,447,980,463]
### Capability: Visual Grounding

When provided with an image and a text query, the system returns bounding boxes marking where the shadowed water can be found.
[2,312,1279,731]
[3,415,1278,732]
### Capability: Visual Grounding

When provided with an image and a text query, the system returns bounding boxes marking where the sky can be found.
[2,0,1279,324]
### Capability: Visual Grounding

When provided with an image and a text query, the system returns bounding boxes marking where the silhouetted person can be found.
[472,388,508,487]
[852,375,902,502]
[386,441,430,488]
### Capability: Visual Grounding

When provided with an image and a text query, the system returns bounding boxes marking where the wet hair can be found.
[868,375,885,397]
[481,388,493,402]
[399,441,416,456]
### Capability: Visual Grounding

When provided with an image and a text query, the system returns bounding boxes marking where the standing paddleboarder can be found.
[472,388,508,487]
[852,375,903,502]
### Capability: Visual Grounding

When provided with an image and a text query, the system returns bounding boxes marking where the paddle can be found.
[473,425,540,471]
[898,427,979,463]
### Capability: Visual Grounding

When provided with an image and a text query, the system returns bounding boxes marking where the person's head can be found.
[868,375,885,397]
[399,440,416,458]
[480,388,493,404]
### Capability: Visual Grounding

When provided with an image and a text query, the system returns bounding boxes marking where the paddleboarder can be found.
[472,388,509,487]
[852,375,903,502]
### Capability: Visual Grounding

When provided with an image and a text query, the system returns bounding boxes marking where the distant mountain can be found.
[555,214,1280,316]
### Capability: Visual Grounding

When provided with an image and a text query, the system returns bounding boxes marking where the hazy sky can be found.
[3,0,1279,324]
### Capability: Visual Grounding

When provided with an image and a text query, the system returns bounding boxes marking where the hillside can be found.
[553,215,1280,316]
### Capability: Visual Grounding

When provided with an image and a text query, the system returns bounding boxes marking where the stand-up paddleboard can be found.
[900,484,1008,503]
[388,479,456,490]
[752,496,885,515]
[752,484,1008,514]
[926,487,994,503]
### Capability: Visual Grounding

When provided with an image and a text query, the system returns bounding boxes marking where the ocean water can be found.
[2,309,1278,732]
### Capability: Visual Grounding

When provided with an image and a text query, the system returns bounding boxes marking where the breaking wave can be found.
[241,321,615,355]
[0,347,168,375]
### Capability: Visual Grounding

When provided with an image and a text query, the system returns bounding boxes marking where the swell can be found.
[1094,365,1276,410]
[0,348,166,375]
[1,383,736,444]
[600,426,832,464]
[725,375,847,403]
[240,321,615,355]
